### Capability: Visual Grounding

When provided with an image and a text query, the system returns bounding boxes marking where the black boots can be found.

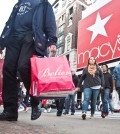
[31,103,42,120]
[0,111,18,121]
[0,100,42,121]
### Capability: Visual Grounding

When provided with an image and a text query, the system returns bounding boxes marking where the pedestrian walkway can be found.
[41,107,120,120]
[0,106,120,134]
[64,111,120,120]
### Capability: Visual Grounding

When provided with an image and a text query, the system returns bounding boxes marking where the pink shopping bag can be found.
[30,56,75,98]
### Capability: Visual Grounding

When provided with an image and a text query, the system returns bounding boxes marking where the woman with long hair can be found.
[77,56,104,120]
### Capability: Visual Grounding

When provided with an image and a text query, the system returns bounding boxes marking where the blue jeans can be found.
[65,92,76,113]
[82,88,100,115]
[101,88,111,113]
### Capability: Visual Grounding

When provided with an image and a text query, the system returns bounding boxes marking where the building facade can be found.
[53,0,120,75]
[52,0,97,71]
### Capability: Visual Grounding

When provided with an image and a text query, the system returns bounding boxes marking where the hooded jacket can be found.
[0,0,57,56]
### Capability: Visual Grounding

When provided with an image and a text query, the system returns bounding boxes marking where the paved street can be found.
[75,111,120,120]
[0,106,120,134]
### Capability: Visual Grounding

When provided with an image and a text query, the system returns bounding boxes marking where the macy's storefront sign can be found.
[77,0,120,69]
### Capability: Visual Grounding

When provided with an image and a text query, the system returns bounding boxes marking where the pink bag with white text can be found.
[30,56,75,98]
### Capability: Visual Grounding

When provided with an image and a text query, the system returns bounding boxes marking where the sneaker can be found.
[101,113,106,118]
[24,107,29,112]
[71,112,74,115]
[44,109,47,113]
[82,113,86,120]
[78,105,80,109]
[90,114,94,119]
[18,106,24,112]
[47,107,51,113]
[56,112,62,116]
[104,112,109,116]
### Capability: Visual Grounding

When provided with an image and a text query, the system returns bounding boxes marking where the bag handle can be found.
[49,51,56,57]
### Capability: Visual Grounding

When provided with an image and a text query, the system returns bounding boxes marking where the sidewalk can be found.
[0,106,120,134]
[0,106,56,134]
[0,121,55,134]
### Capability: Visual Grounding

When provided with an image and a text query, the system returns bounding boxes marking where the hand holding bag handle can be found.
[49,51,56,57]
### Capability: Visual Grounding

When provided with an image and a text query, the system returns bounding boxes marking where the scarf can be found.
[88,65,97,77]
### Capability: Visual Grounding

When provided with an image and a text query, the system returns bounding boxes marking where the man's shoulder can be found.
[114,64,120,71]
[113,65,120,77]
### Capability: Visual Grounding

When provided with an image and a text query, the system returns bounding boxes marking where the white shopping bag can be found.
[111,90,120,111]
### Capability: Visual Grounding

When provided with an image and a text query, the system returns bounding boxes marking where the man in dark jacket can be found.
[0,0,57,121]
[101,64,113,118]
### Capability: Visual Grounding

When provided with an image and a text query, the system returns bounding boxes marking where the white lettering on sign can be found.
[78,35,120,64]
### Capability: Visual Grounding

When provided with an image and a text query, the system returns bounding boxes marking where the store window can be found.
[62,0,66,7]
[69,7,73,25]
[59,14,65,23]
[54,3,59,14]
[58,24,65,36]
[65,33,72,52]
[57,46,63,55]
[57,35,64,45]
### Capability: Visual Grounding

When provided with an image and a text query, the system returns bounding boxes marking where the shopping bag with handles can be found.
[111,90,120,111]
[30,56,75,98]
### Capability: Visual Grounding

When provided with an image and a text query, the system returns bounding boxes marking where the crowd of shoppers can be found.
[40,58,120,121]
[75,57,120,120]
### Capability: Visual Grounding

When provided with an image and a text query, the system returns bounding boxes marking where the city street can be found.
[0,0,120,134]
[0,106,120,134]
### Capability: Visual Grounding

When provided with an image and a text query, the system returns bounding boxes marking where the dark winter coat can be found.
[103,72,113,92]
[0,0,57,56]
[78,67,104,89]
